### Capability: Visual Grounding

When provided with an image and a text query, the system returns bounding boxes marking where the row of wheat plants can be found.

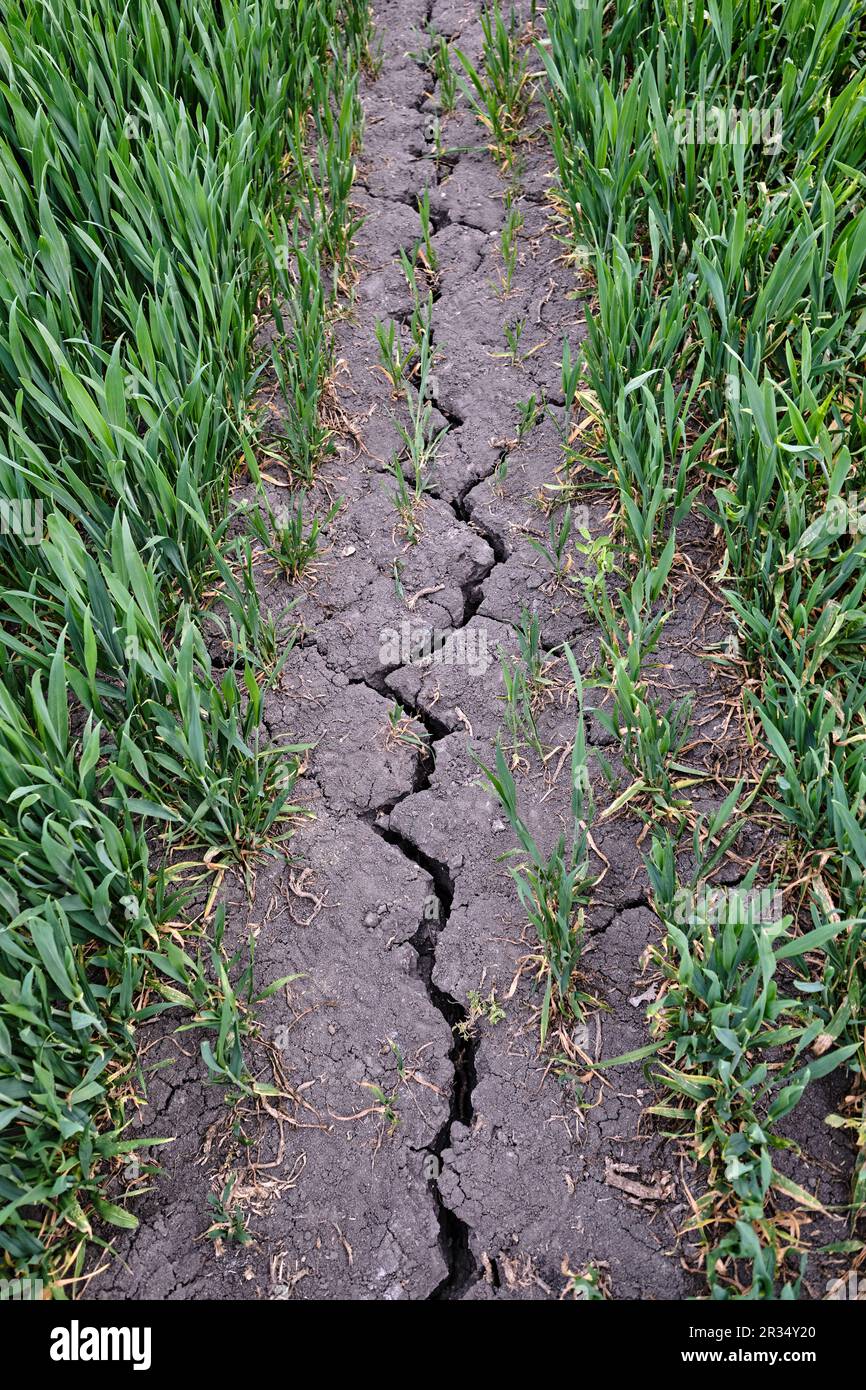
[0,0,370,1293]
[541,0,866,1296]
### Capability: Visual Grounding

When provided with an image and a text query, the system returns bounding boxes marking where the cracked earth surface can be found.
[91,0,854,1302]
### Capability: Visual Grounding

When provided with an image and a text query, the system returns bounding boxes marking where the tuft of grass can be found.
[498,197,524,294]
[527,502,574,583]
[478,655,596,1044]
[431,31,458,114]
[246,491,342,581]
[206,1175,253,1247]
[374,318,418,392]
[456,3,532,168]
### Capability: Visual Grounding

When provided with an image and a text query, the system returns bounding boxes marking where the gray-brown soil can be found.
[89,0,855,1302]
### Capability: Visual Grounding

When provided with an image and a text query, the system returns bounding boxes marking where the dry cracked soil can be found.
[90,0,855,1302]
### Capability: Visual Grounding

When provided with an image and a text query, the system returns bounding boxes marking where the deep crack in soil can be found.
[356,5,506,1296]
[372,811,479,1299]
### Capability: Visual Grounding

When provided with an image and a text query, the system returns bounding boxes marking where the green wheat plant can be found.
[455,3,532,167]
[478,655,596,1043]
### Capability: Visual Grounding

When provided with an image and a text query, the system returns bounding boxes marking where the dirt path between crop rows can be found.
[92,0,853,1301]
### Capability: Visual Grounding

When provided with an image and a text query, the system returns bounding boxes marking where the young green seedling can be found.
[499,199,524,294]
[528,503,574,583]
